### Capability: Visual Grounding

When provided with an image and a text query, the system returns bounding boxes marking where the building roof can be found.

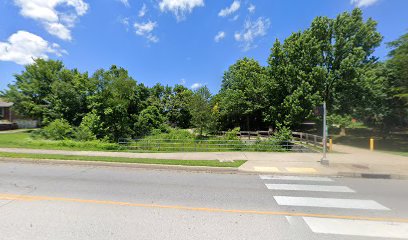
[0,99,13,107]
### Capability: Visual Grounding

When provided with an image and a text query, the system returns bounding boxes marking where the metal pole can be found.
[321,101,329,165]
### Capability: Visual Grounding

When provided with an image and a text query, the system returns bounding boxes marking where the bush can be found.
[223,127,240,140]
[134,106,166,136]
[42,119,73,140]
[73,125,96,141]
[274,124,292,143]
[144,128,195,140]
[73,113,98,141]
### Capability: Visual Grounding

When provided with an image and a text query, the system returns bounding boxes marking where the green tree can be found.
[87,65,138,141]
[218,58,268,130]
[47,69,90,125]
[165,85,193,128]
[134,105,166,136]
[4,59,65,124]
[385,32,408,126]
[189,86,213,136]
[266,8,383,128]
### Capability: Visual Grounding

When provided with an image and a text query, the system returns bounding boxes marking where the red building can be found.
[0,100,17,130]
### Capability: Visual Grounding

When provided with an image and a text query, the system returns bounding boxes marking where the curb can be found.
[0,157,239,174]
[337,172,408,180]
[1,157,407,179]
[238,169,408,180]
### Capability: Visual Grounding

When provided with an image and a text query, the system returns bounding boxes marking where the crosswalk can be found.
[260,175,408,239]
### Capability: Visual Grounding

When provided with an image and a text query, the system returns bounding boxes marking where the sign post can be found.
[321,101,329,165]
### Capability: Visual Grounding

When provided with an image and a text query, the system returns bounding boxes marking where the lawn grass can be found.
[0,131,123,151]
[0,152,246,168]
[331,128,408,156]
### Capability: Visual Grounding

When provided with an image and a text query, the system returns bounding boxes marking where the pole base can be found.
[320,158,329,166]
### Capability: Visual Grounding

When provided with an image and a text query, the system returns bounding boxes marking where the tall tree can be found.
[88,65,138,141]
[387,32,408,107]
[267,8,383,128]
[218,58,268,130]
[4,59,65,124]
[165,85,193,128]
[189,86,212,136]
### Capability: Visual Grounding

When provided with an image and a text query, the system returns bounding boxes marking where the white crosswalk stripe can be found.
[259,175,398,238]
[303,217,408,239]
[274,196,390,210]
[265,183,355,192]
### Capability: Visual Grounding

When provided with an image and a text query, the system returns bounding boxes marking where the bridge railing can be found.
[292,132,326,148]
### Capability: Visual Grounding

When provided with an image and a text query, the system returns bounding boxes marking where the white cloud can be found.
[191,83,202,90]
[230,15,239,21]
[218,1,240,17]
[138,3,147,17]
[180,78,186,85]
[119,0,129,7]
[159,0,204,21]
[119,17,130,31]
[350,0,378,7]
[134,21,159,43]
[248,4,255,13]
[214,31,226,42]
[0,30,66,65]
[121,17,130,26]
[13,0,89,41]
[234,17,270,51]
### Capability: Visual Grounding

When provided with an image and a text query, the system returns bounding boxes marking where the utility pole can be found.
[321,101,329,165]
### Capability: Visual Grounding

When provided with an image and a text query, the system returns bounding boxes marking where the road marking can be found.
[0,193,403,223]
[274,196,390,210]
[303,217,408,239]
[266,184,355,193]
[285,167,318,173]
[253,167,280,172]
[260,175,333,182]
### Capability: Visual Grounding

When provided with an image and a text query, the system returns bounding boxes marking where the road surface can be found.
[0,161,408,240]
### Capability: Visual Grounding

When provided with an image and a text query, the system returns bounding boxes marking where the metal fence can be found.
[118,138,316,152]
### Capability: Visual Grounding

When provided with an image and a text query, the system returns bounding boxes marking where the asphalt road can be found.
[0,161,408,240]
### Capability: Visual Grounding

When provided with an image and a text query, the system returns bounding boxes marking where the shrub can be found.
[224,127,240,140]
[73,113,98,141]
[273,124,292,143]
[42,119,73,140]
[134,106,166,136]
[144,128,195,140]
[74,125,96,141]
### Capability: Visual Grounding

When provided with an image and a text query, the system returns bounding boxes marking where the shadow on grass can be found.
[332,128,408,154]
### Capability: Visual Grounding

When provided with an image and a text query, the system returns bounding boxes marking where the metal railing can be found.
[118,138,316,152]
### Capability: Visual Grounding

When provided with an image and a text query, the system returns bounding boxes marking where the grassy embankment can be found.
[331,128,408,157]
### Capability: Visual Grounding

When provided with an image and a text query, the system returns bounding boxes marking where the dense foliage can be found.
[2,8,407,142]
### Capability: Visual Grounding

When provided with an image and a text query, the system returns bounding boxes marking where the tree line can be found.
[2,8,407,141]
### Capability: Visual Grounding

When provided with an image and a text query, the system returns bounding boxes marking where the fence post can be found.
[314,135,317,146]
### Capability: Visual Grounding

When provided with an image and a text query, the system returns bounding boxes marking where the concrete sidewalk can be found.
[0,145,407,178]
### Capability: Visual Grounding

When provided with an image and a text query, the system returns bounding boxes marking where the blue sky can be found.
[0,0,407,93]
